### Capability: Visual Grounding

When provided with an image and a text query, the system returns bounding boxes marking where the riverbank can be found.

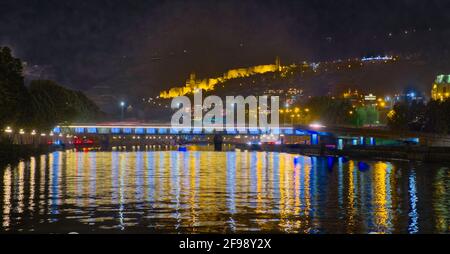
[2,142,450,165]
[239,144,450,163]
[0,144,56,165]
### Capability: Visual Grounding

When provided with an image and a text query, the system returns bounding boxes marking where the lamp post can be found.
[284,103,289,125]
[120,101,125,121]
[4,126,12,143]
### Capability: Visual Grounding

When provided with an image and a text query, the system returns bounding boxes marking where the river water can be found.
[0,149,448,233]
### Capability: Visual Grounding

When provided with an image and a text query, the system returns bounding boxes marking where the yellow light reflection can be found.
[372,162,389,233]
[2,166,12,229]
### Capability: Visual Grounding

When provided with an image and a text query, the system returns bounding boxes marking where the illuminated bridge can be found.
[55,122,327,146]
[48,122,450,148]
[6,121,449,162]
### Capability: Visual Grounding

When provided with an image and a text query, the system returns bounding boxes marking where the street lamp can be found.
[4,126,12,133]
[120,101,125,121]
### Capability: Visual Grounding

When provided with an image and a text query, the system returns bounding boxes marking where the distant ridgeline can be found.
[159,57,284,98]
[159,55,399,99]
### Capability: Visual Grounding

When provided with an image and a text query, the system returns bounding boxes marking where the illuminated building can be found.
[394,90,425,104]
[159,55,401,100]
[431,74,450,101]
[364,93,378,106]
[364,93,377,101]
[342,89,363,106]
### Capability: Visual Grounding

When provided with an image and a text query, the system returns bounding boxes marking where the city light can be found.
[387,110,396,119]
[309,122,325,129]
[4,126,12,133]
[361,55,394,62]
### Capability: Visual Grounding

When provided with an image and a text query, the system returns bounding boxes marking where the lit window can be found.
[74,128,84,133]
[146,128,156,134]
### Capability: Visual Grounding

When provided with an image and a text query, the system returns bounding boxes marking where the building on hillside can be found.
[431,74,450,101]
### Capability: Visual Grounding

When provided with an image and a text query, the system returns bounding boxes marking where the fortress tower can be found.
[275,56,281,71]
[187,72,196,88]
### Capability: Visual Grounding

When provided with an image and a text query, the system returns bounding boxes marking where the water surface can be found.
[1,150,449,233]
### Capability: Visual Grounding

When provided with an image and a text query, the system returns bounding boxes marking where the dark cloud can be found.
[1,0,450,97]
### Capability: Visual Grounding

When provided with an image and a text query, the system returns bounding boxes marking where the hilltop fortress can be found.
[160,57,283,98]
[158,55,401,99]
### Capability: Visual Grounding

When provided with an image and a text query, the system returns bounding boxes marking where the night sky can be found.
[1,0,450,98]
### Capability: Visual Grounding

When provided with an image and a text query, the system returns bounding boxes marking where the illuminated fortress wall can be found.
[160,58,282,98]
[158,55,398,99]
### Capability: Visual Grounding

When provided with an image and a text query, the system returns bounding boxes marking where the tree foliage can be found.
[28,80,102,130]
[0,46,102,131]
[388,100,450,134]
[0,47,29,126]
[304,96,353,125]
[352,106,379,127]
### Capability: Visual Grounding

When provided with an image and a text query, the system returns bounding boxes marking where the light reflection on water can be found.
[0,150,449,233]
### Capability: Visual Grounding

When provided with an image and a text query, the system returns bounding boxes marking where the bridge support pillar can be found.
[310,134,319,145]
[337,138,344,150]
[213,134,223,151]
[359,136,365,146]
[369,137,376,146]
[100,134,110,149]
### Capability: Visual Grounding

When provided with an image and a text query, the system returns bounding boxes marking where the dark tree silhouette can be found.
[0,47,30,127]
[0,46,103,133]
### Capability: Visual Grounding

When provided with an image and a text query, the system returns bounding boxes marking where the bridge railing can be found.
[59,125,299,136]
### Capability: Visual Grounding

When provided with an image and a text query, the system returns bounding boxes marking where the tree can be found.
[303,96,353,125]
[388,100,450,134]
[407,101,426,132]
[28,80,102,130]
[423,100,449,134]
[366,106,379,125]
[354,107,367,127]
[0,47,102,138]
[387,103,410,131]
[0,47,30,127]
